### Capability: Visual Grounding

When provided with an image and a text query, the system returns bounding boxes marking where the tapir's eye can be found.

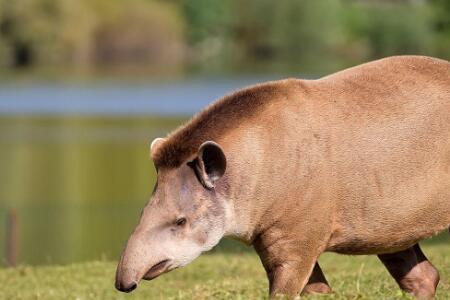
[175,217,187,227]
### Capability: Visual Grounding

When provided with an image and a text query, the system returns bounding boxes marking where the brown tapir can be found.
[115,55,450,299]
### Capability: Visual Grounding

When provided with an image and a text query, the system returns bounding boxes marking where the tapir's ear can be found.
[190,141,226,189]
[150,137,166,160]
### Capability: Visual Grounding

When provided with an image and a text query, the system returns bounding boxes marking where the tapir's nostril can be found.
[125,282,137,293]
[116,281,137,293]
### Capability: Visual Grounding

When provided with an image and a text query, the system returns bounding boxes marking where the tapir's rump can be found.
[116,56,450,299]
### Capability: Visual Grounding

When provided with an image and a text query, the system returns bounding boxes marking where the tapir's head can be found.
[115,138,229,293]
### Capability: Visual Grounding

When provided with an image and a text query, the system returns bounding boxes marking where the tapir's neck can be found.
[219,176,273,245]
[216,132,279,244]
[222,199,254,244]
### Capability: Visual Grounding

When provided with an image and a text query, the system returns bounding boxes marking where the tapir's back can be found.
[312,56,450,254]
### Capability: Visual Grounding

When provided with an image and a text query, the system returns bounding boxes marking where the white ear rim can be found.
[150,137,166,159]
[150,137,165,152]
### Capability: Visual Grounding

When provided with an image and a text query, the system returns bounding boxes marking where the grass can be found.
[1,243,450,300]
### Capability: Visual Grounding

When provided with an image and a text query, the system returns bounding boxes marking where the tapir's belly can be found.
[327,196,450,255]
[326,162,450,255]
[328,220,450,255]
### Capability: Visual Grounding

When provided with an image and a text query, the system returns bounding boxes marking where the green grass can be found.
[2,243,450,299]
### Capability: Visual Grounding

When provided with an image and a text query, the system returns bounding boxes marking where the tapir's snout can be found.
[115,241,145,294]
[115,260,140,293]
[115,258,173,293]
[115,230,175,294]
[115,280,137,293]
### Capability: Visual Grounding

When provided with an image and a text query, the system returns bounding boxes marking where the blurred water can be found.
[0,116,178,265]
[0,78,275,116]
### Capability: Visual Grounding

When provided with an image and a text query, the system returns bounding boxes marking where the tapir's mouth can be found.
[143,259,171,280]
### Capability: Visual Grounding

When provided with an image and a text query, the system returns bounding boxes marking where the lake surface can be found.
[0,78,273,116]
[0,116,182,265]
[0,80,448,265]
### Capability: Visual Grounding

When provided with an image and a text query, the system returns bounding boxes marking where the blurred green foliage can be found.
[0,0,449,76]
[0,0,185,72]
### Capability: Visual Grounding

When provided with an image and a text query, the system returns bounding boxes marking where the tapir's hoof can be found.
[302,282,332,295]
[402,260,440,300]
[412,284,437,300]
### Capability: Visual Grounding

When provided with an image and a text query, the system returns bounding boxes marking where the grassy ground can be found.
[1,243,450,300]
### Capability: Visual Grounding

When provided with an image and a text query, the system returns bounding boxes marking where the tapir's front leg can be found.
[266,257,317,298]
[254,234,326,298]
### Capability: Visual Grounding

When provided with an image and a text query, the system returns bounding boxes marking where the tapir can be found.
[115,55,450,299]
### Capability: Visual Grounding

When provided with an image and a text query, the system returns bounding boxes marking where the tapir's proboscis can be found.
[115,56,450,299]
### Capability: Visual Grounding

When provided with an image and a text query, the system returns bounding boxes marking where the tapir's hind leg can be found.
[302,262,332,295]
[378,244,439,300]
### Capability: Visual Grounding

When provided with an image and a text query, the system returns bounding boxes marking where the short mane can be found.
[153,80,294,167]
